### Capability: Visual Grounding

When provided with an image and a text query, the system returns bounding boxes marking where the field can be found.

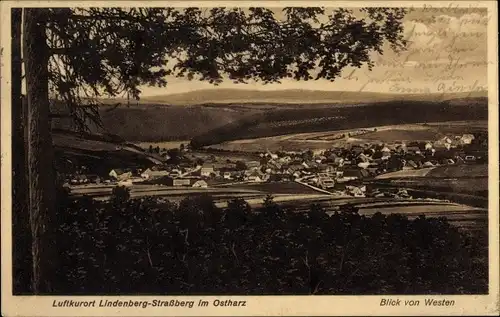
[387,178,488,195]
[360,120,488,142]
[70,181,324,201]
[427,164,488,178]
[207,120,488,153]
[375,167,437,179]
[360,129,444,142]
[208,137,345,152]
[371,163,489,208]
[219,181,321,195]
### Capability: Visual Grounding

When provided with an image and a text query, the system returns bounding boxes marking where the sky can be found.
[137,7,489,97]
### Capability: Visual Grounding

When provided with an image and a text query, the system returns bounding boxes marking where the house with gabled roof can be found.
[192,180,208,188]
[141,168,169,179]
[109,168,132,181]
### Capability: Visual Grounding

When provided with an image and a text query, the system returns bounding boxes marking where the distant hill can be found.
[190,98,488,148]
[136,88,488,106]
[52,93,488,143]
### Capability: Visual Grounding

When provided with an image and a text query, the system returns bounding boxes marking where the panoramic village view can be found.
[11,6,490,296]
[60,120,488,226]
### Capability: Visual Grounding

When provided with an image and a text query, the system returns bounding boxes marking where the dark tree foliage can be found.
[111,186,131,206]
[51,194,488,295]
[235,161,248,170]
[18,6,408,294]
[44,7,408,130]
[166,148,182,165]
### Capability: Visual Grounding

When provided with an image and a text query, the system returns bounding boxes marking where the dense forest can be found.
[32,188,489,295]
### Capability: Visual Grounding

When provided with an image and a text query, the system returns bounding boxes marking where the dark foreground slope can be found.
[191,99,488,148]
[98,104,259,141]
[52,130,164,174]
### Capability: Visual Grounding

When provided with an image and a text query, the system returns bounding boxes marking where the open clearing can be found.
[136,140,191,150]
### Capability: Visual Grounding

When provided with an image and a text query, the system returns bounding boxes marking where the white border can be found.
[1,1,498,316]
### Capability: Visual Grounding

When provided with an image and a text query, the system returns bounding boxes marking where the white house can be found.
[266,150,278,160]
[460,134,475,145]
[347,186,365,197]
[247,170,264,182]
[317,176,335,189]
[279,156,292,164]
[109,169,132,181]
[200,165,215,177]
[440,136,453,144]
[248,175,262,182]
[141,168,169,179]
[192,180,208,188]
[246,161,261,168]
[334,157,345,166]
[358,153,371,163]
[381,146,391,153]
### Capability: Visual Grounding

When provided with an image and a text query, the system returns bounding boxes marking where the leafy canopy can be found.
[44,7,407,131]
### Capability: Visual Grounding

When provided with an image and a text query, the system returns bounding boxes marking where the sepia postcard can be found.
[1,1,499,316]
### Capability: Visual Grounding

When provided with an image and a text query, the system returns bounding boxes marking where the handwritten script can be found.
[343,5,490,97]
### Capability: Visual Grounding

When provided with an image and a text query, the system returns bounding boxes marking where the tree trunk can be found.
[11,8,32,294]
[23,8,56,294]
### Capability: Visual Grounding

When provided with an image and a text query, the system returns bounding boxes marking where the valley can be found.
[53,92,490,234]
